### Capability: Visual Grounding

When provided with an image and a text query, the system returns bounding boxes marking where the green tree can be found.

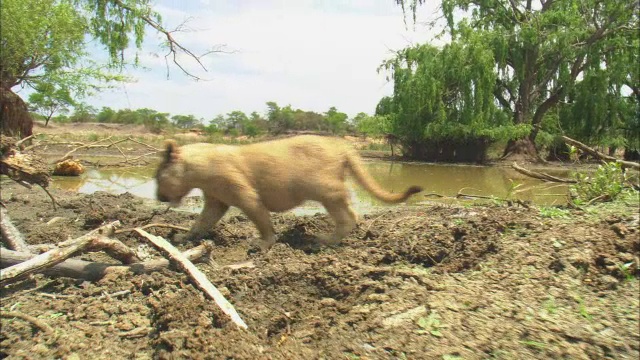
[68,104,97,123]
[265,101,295,134]
[324,106,348,134]
[1,0,218,138]
[395,0,638,160]
[171,114,200,129]
[226,110,249,134]
[96,107,117,123]
[378,39,524,161]
[28,83,76,126]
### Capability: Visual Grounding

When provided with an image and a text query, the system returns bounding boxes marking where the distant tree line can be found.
[30,100,390,138]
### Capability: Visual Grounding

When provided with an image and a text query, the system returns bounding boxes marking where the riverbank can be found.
[1,181,638,359]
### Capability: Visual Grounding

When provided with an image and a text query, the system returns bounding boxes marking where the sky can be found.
[76,0,442,121]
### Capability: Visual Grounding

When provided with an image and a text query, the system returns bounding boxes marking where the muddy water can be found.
[52,160,571,216]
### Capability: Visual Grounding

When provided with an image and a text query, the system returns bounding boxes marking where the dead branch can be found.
[0,243,212,281]
[0,208,30,253]
[86,237,140,264]
[562,135,640,170]
[134,228,248,329]
[111,0,233,81]
[0,221,120,286]
[115,223,190,234]
[512,162,577,183]
[424,191,531,208]
[0,311,54,335]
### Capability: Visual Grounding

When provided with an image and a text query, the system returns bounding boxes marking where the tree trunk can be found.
[502,137,540,162]
[624,148,640,161]
[1,88,33,138]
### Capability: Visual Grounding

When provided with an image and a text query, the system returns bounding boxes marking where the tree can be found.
[226,110,249,134]
[68,104,97,123]
[378,39,525,161]
[324,106,348,134]
[28,83,75,127]
[1,0,220,138]
[171,114,200,129]
[395,0,639,160]
[265,101,295,134]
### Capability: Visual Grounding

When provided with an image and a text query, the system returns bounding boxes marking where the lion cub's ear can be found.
[163,140,180,163]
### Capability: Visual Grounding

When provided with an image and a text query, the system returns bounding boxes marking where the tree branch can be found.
[111,0,231,81]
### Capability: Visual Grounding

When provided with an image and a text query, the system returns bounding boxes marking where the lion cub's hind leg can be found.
[319,197,358,246]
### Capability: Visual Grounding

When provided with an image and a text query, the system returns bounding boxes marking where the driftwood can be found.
[0,244,212,281]
[511,162,577,183]
[135,228,248,329]
[562,136,640,170]
[0,221,120,286]
[0,208,30,252]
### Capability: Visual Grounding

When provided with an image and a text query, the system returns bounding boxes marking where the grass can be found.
[543,296,558,315]
[538,206,571,219]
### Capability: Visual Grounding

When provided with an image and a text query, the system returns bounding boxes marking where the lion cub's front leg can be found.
[236,200,277,252]
[178,197,229,243]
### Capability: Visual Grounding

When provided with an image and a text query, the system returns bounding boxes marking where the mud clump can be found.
[1,183,638,359]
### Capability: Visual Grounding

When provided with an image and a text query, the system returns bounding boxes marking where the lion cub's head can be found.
[155,140,190,207]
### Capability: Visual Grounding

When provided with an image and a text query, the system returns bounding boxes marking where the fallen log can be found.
[562,136,640,170]
[511,162,577,183]
[0,208,30,253]
[135,228,248,329]
[1,243,212,281]
[0,221,120,286]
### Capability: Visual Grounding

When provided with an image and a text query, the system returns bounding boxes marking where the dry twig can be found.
[0,311,54,335]
[115,223,190,234]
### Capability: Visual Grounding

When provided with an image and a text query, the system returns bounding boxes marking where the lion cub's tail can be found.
[345,151,422,203]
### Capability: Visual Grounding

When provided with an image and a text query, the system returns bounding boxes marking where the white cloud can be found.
[88,0,441,119]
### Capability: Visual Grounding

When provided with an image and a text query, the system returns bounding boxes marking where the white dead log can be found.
[0,244,212,281]
[0,221,120,286]
[134,228,248,329]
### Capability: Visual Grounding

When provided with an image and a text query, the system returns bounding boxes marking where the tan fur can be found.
[155,135,422,251]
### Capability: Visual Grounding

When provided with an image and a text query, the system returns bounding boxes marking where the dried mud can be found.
[1,183,639,359]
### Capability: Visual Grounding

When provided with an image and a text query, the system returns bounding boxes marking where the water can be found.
[52,160,572,216]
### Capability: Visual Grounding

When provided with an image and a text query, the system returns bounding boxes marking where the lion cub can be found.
[155,135,422,251]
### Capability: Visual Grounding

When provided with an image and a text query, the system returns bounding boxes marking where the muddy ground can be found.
[1,177,639,359]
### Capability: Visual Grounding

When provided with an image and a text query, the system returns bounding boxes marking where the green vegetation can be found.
[42,101,363,138]
[538,207,571,219]
[570,162,630,204]
[391,0,638,162]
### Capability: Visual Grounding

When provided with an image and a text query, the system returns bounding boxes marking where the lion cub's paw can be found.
[316,234,342,247]
[250,238,276,253]
[175,231,205,244]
